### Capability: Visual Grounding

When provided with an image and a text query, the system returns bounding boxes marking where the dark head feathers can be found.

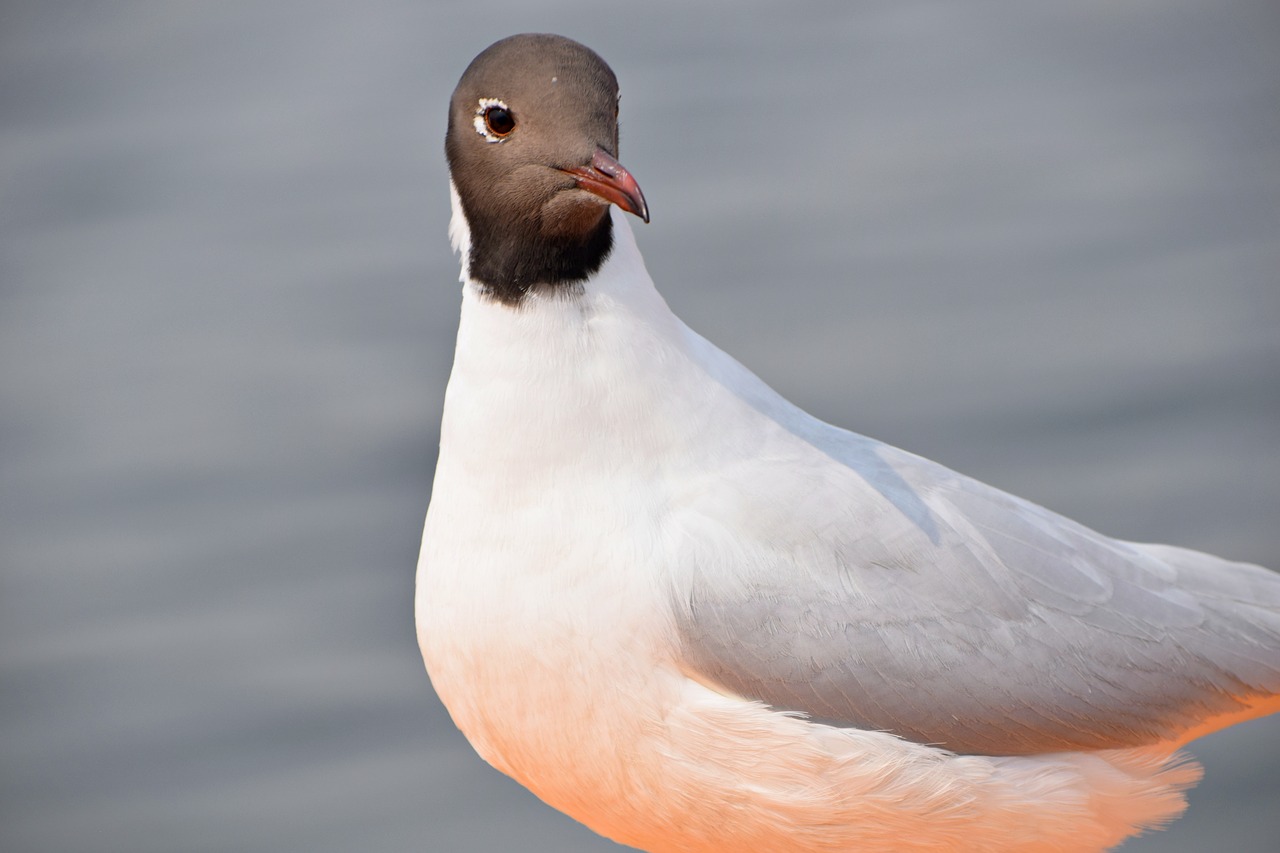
[446,34,647,304]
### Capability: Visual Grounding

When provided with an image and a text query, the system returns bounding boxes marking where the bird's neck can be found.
[450,181,615,306]
[441,195,687,477]
[448,182,667,321]
[437,192,810,519]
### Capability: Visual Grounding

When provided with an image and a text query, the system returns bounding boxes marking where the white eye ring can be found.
[474,98,512,143]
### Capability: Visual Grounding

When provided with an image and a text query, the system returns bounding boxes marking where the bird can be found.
[416,33,1280,853]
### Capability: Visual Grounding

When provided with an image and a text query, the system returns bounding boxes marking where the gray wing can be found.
[670,427,1280,756]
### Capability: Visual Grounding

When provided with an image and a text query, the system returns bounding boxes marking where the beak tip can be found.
[622,185,650,224]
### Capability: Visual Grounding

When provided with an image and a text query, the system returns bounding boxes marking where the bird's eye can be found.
[485,106,515,136]
[474,99,515,143]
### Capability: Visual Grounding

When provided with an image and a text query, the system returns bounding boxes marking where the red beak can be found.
[560,148,650,223]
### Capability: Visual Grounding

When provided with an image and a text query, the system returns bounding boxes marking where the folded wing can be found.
[670,425,1280,755]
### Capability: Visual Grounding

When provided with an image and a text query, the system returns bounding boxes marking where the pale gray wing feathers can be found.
[672,433,1280,756]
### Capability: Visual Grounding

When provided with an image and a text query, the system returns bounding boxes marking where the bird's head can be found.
[446,34,648,303]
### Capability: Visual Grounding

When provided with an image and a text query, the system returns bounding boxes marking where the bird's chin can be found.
[540,191,611,240]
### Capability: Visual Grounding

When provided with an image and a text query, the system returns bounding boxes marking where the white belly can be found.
[415,489,681,833]
[416,511,1196,853]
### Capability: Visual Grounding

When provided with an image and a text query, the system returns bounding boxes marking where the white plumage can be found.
[418,193,1278,852]
[418,33,1279,852]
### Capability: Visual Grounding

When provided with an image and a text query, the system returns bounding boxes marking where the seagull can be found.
[416,33,1280,853]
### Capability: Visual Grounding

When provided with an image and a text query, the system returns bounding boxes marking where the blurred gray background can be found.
[2,1,1277,851]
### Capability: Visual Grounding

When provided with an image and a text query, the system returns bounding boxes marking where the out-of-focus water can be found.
[2,2,1277,851]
